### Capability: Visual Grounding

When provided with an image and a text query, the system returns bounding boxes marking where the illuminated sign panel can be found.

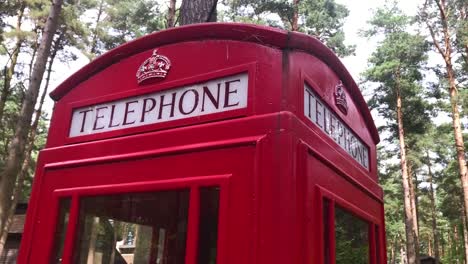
[69,73,248,137]
[304,84,369,169]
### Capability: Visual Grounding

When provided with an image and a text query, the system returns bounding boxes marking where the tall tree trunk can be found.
[389,241,394,264]
[408,164,422,263]
[408,164,421,262]
[292,0,300,31]
[396,69,420,264]
[462,208,468,264]
[390,239,397,264]
[408,164,420,235]
[426,151,441,263]
[0,0,63,254]
[179,0,218,25]
[441,229,445,258]
[28,26,41,78]
[454,224,460,264]
[425,2,468,261]
[0,2,26,124]
[429,238,433,257]
[89,0,105,59]
[167,0,177,28]
[0,34,60,255]
[401,244,408,264]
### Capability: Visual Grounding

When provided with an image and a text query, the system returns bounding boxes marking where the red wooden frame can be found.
[317,185,380,264]
[48,175,230,264]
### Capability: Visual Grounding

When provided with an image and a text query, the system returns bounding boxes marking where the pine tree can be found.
[420,4,468,259]
[180,0,218,25]
[0,0,63,254]
[83,0,166,59]
[364,4,431,264]
[224,0,354,56]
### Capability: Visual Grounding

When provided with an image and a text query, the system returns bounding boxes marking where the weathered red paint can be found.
[18,23,385,264]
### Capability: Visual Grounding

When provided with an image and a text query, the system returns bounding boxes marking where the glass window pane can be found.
[323,199,330,264]
[51,198,71,264]
[73,190,189,264]
[197,187,220,264]
[335,206,369,264]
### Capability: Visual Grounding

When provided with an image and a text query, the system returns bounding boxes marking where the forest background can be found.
[0,0,466,263]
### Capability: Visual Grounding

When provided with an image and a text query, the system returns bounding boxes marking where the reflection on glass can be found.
[73,190,189,264]
[198,187,220,264]
[335,207,369,264]
[51,198,71,264]
[375,226,381,264]
[323,199,330,264]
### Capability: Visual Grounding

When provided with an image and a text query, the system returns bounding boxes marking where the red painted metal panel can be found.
[48,23,378,144]
[46,41,281,147]
[186,188,200,264]
[370,224,377,264]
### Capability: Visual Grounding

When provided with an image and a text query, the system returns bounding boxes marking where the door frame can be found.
[48,174,231,264]
[317,185,380,264]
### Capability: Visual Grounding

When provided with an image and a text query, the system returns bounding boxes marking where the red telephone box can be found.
[18,23,384,264]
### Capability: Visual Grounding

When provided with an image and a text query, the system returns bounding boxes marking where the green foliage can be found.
[362,3,466,262]
[378,147,405,258]
[299,0,354,56]
[364,4,431,140]
[334,207,370,264]
[222,0,355,56]
[0,1,20,45]
[80,0,166,58]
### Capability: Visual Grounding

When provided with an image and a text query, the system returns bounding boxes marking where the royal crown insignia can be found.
[136,49,171,84]
[334,81,348,115]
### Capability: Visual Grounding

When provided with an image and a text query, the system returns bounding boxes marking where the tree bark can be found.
[408,164,420,236]
[167,0,177,28]
[426,151,440,263]
[441,229,445,258]
[390,239,397,264]
[461,207,468,264]
[0,0,63,254]
[396,69,420,264]
[454,224,460,264]
[292,0,300,31]
[28,26,41,78]
[179,0,218,25]
[401,244,408,264]
[425,2,468,261]
[408,164,421,262]
[429,238,433,257]
[0,2,26,125]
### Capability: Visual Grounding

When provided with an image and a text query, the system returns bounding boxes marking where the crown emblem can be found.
[334,81,348,115]
[136,49,171,84]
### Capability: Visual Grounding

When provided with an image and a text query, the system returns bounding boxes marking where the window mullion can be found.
[61,195,80,264]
